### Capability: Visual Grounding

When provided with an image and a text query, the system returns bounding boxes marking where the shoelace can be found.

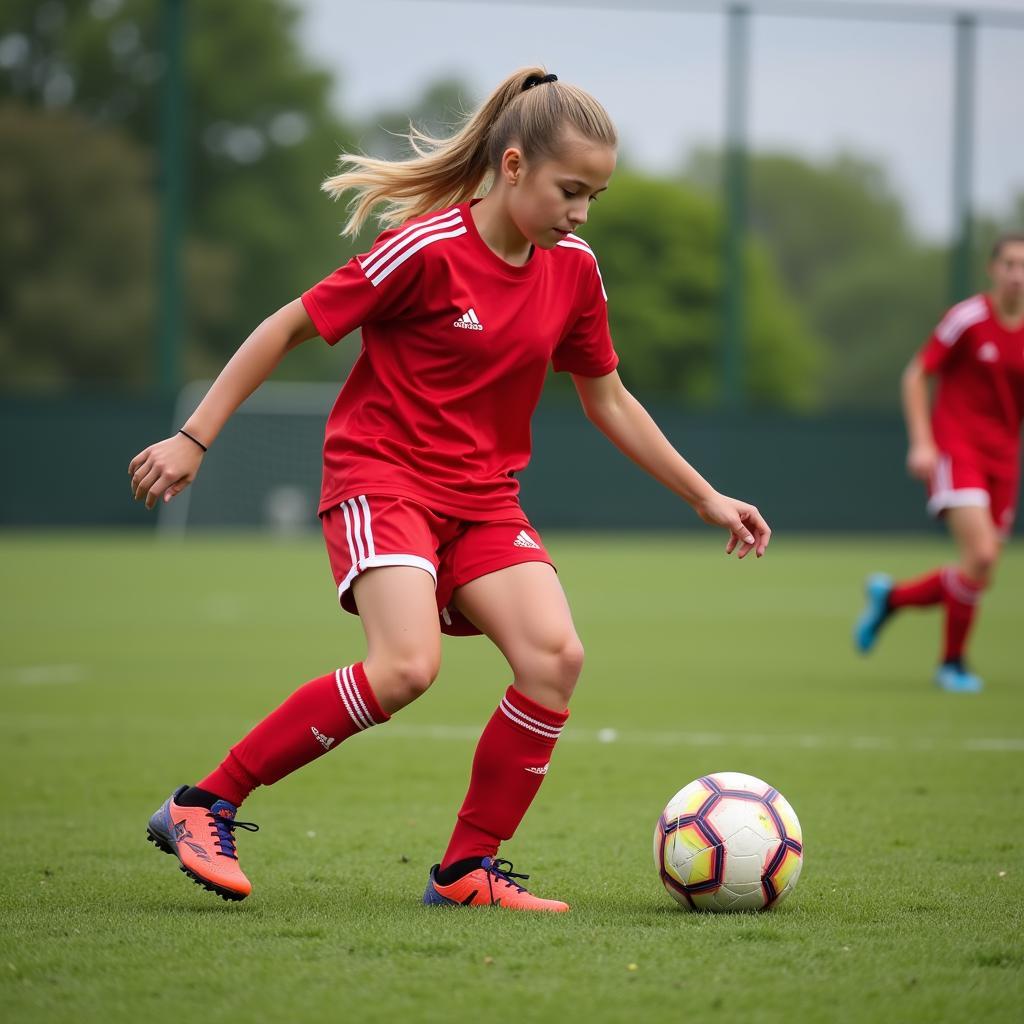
[207,813,259,860]
[484,858,530,901]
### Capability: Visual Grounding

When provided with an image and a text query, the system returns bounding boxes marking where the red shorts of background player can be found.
[321,494,555,637]
[926,451,1019,538]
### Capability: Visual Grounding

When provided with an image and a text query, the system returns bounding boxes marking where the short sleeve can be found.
[920,327,958,375]
[552,250,619,377]
[919,296,986,373]
[301,226,424,345]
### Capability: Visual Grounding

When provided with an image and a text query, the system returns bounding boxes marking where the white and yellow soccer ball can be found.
[653,771,803,912]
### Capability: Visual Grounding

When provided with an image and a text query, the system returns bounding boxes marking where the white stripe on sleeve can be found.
[361,211,463,279]
[369,227,468,287]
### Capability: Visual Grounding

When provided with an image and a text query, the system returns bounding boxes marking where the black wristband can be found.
[178,428,208,453]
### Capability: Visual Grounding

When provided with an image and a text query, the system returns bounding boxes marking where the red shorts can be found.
[927,451,1019,537]
[321,494,554,636]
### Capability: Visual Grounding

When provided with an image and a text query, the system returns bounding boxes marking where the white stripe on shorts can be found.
[347,498,367,564]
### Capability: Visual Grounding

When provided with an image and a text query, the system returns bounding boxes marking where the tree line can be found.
[0,0,1015,408]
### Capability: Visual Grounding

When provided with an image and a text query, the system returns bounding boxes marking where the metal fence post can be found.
[722,3,750,412]
[950,12,976,303]
[156,0,186,400]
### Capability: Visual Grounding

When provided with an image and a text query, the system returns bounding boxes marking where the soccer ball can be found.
[653,771,803,912]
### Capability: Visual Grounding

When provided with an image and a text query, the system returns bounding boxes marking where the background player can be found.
[129,68,771,911]
[855,232,1024,692]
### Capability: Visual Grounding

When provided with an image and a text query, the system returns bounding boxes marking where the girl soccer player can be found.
[855,232,1024,692]
[130,68,771,911]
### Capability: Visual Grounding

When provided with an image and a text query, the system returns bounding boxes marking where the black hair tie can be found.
[522,73,558,91]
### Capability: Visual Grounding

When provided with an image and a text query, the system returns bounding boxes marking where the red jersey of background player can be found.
[302,200,617,520]
[919,292,1024,472]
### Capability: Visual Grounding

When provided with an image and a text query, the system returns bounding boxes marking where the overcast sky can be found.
[298,0,1024,240]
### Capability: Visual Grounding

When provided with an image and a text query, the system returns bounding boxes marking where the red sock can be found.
[889,569,944,608]
[441,686,568,869]
[198,663,388,807]
[941,568,984,663]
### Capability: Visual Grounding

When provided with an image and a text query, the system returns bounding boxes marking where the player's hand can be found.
[906,441,938,482]
[694,492,771,559]
[128,434,204,510]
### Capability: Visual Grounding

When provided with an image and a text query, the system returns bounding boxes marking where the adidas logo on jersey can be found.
[513,530,540,550]
[977,341,999,363]
[311,725,335,751]
[454,308,484,331]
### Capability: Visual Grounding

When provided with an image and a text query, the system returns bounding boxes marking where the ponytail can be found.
[322,66,616,238]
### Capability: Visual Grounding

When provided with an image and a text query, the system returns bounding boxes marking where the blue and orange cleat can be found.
[423,857,569,912]
[935,661,983,693]
[146,785,258,901]
[854,573,894,654]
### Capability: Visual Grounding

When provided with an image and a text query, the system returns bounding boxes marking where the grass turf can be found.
[1,532,1022,1023]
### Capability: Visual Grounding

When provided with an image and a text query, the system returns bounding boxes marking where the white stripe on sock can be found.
[343,664,377,729]
[335,667,370,731]
[500,697,563,739]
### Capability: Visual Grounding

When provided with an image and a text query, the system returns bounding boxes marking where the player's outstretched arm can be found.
[901,355,938,482]
[128,298,319,510]
[572,370,770,558]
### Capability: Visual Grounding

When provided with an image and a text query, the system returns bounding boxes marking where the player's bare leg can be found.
[354,566,443,714]
[423,563,580,911]
[455,562,583,713]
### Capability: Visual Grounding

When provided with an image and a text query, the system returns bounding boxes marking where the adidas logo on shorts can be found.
[513,530,540,550]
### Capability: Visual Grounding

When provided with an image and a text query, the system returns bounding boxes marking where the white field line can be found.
[370,723,1024,753]
[2,664,88,686]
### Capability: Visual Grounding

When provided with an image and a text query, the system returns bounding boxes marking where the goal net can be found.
[158,381,339,535]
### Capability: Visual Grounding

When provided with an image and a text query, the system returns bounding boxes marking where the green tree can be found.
[0,104,155,391]
[0,102,237,392]
[579,172,822,409]
[0,0,361,386]
[689,150,947,408]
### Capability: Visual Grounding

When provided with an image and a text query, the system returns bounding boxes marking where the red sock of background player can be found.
[181,663,388,809]
[438,685,568,879]
[941,568,984,664]
[888,568,944,608]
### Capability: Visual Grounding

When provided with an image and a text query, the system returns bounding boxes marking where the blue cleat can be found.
[854,573,894,654]
[934,661,983,693]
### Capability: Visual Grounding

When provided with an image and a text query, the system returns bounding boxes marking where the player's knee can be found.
[366,652,440,708]
[515,633,584,703]
[394,654,440,702]
[965,544,999,583]
[560,635,586,688]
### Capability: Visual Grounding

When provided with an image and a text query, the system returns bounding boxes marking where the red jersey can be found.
[920,293,1024,471]
[301,201,618,519]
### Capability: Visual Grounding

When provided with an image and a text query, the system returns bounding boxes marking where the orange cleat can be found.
[146,785,258,902]
[423,857,569,912]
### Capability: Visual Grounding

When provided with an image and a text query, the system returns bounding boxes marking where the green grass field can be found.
[2,532,1022,1023]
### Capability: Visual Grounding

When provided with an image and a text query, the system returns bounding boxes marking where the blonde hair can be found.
[323,66,617,238]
